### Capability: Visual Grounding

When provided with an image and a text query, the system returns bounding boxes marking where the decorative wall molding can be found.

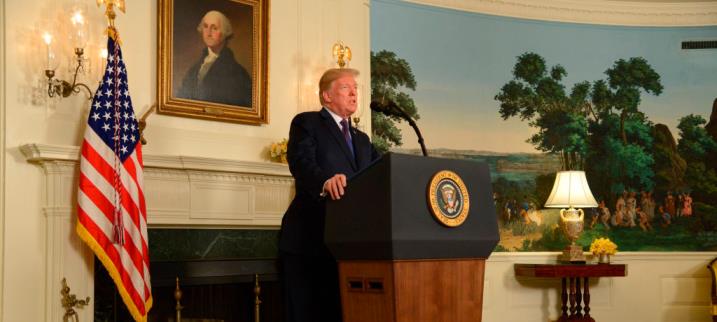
[483,251,716,321]
[21,156,94,322]
[404,0,717,26]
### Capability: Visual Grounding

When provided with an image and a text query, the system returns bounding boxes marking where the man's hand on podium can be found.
[323,174,347,200]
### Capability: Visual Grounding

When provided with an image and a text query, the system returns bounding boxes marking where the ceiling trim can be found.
[403,0,717,27]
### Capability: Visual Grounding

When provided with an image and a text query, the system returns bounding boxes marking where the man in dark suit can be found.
[177,10,252,107]
[279,68,380,322]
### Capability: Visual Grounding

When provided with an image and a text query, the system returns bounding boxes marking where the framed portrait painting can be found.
[157,0,269,124]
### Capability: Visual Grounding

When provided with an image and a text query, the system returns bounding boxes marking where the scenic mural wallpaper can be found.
[371,0,717,251]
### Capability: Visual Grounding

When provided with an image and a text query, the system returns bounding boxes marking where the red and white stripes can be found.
[77,128,151,321]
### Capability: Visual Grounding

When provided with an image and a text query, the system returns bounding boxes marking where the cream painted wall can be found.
[0,0,6,318]
[1,0,370,321]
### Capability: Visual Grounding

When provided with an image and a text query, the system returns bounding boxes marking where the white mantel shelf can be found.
[20,143,294,229]
[20,143,292,177]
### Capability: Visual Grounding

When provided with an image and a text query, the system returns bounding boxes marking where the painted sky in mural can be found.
[371,0,717,153]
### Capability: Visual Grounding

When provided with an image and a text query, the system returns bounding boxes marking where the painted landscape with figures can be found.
[372,0,717,251]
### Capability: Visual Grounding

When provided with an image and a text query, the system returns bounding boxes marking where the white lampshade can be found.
[544,171,598,208]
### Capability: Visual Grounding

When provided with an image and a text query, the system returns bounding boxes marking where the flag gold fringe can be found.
[76,223,152,322]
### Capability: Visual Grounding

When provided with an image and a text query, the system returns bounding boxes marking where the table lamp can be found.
[544,171,598,263]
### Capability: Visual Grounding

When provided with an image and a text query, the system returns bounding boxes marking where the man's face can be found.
[201,15,224,52]
[323,74,358,118]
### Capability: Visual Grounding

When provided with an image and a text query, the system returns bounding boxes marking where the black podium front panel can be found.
[325,153,499,260]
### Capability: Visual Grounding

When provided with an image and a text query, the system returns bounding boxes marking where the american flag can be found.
[76,30,152,322]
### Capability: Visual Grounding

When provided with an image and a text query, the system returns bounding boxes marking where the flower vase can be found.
[597,253,610,264]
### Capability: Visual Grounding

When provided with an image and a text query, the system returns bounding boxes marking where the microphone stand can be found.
[379,102,428,157]
[403,113,428,157]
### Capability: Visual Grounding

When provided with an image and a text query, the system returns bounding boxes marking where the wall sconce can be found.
[42,5,92,100]
[544,171,598,263]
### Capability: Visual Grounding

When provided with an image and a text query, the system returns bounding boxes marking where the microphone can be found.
[369,100,429,157]
[370,101,393,116]
[369,101,407,119]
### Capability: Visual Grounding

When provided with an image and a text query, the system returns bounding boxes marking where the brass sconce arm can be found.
[45,49,93,100]
[61,278,90,322]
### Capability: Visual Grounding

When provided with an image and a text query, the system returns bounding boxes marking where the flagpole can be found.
[105,3,115,27]
[77,2,152,321]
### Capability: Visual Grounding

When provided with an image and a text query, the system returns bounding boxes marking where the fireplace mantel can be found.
[21,143,294,227]
[21,143,292,177]
[20,143,294,322]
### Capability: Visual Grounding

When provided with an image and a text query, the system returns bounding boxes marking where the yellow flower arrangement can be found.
[589,237,617,255]
[269,138,288,164]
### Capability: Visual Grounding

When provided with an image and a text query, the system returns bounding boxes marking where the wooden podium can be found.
[325,153,499,322]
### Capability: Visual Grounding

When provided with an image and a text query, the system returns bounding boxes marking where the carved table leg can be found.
[569,277,577,319]
[583,277,595,322]
[559,277,569,322]
[575,277,583,319]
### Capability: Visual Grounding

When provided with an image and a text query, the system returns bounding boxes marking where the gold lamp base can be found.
[560,244,586,263]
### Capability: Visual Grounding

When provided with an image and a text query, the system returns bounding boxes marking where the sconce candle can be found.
[70,9,88,50]
[99,48,108,75]
[41,28,91,99]
[42,32,53,71]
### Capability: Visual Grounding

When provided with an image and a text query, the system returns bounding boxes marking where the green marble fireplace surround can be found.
[95,229,282,322]
[149,229,280,261]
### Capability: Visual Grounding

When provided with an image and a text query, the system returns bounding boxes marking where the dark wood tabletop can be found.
[514,263,627,278]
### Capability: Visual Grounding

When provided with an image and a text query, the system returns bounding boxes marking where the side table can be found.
[514,263,627,322]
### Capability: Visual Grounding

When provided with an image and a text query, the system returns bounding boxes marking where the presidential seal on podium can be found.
[427,170,470,227]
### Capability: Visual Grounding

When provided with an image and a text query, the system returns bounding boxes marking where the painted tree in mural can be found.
[370,50,418,153]
[587,58,663,198]
[495,52,591,170]
[496,53,663,200]
[677,115,717,204]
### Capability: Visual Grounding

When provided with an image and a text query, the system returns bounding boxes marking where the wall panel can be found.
[484,252,717,322]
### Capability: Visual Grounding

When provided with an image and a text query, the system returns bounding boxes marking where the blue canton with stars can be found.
[88,36,139,162]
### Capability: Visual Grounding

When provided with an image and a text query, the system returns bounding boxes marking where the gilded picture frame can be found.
[157,0,269,125]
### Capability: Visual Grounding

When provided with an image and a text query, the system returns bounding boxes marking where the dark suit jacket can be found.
[279,108,380,255]
[178,46,252,107]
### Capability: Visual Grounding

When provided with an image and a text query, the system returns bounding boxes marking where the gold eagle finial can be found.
[97,0,125,26]
[332,42,352,68]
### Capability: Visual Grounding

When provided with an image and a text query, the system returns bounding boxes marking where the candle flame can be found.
[71,11,85,26]
[42,32,52,45]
